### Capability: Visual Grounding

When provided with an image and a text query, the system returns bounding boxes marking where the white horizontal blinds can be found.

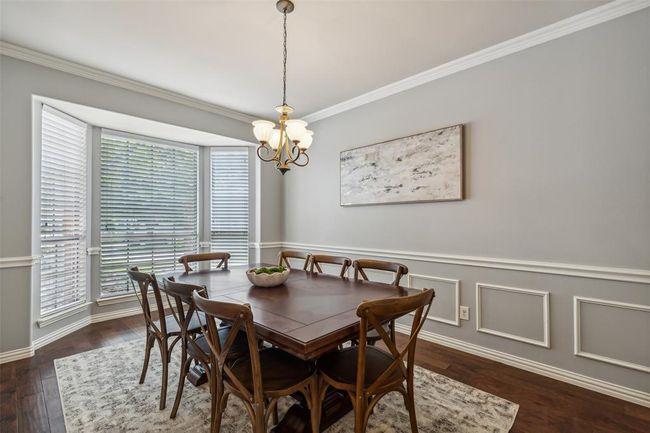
[40,105,88,316]
[100,132,199,296]
[211,149,250,266]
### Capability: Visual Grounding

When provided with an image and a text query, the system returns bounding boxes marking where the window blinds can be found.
[100,132,199,296]
[210,149,250,265]
[40,105,88,316]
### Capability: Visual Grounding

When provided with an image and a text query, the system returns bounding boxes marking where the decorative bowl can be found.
[246,267,290,288]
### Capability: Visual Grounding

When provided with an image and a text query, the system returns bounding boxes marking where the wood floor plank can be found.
[1,314,648,432]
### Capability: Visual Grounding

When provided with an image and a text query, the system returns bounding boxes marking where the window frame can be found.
[209,147,252,267]
[97,129,200,298]
[35,104,93,322]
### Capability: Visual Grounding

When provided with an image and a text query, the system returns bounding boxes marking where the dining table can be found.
[172,263,417,433]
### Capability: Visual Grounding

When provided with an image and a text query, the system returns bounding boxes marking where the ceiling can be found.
[1,1,606,119]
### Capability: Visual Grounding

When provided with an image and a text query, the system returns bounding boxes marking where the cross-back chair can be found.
[127,266,185,410]
[317,288,435,433]
[309,255,352,278]
[178,252,231,273]
[278,250,312,271]
[352,259,408,286]
[352,259,409,345]
[161,277,249,420]
[192,291,321,433]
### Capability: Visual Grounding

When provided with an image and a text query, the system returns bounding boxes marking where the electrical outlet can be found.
[459,306,470,321]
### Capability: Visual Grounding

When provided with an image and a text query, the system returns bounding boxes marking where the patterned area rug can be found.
[55,340,518,433]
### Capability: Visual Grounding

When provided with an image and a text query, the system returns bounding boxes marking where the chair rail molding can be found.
[573,296,650,373]
[407,274,460,326]
[394,324,650,408]
[0,255,40,269]
[280,242,650,284]
[0,41,255,123]
[303,0,650,123]
[476,283,551,348]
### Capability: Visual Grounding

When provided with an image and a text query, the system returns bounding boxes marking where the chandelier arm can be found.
[256,145,280,163]
[289,151,309,167]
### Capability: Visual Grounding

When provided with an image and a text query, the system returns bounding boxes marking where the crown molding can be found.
[0,41,256,124]
[303,0,650,123]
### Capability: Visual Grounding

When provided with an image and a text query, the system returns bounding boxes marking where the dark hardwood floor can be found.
[1,314,648,433]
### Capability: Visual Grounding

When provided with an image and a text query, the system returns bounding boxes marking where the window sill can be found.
[37,302,92,328]
[95,293,144,306]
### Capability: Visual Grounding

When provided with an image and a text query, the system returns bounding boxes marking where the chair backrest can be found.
[127,266,167,336]
[178,252,231,273]
[192,291,264,405]
[278,250,312,271]
[355,288,435,396]
[353,259,409,286]
[161,277,209,359]
[309,254,352,278]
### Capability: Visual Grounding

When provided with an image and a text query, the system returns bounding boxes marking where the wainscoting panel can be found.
[476,283,550,348]
[408,274,460,326]
[574,297,650,373]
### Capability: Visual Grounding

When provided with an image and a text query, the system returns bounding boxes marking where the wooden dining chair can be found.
[127,267,186,410]
[179,252,231,273]
[278,250,312,271]
[309,255,352,278]
[352,259,409,286]
[352,259,409,345]
[192,291,321,433]
[161,277,249,420]
[317,288,435,433]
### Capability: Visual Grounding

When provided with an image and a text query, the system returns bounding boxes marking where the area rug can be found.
[54,340,518,433]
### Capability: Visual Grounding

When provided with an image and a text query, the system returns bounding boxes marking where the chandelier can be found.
[252,0,312,175]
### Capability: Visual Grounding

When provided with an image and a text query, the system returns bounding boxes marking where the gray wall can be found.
[0,55,284,352]
[283,10,650,392]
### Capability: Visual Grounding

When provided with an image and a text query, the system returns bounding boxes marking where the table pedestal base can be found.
[272,389,352,433]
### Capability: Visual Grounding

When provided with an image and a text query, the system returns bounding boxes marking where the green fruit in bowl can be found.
[252,266,286,275]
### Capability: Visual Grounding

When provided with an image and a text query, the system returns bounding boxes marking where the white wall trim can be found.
[476,283,550,348]
[0,41,255,124]
[407,274,460,326]
[1,304,153,363]
[395,324,650,408]
[303,0,650,123]
[250,242,284,249]
[0,345,35,364]
[573,296,650,373]
[281,242,650,284]
[0,255,40,269]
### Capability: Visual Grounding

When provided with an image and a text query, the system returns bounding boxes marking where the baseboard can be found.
[0,305,148,364]
[0,345,35,363]
[395,323,650,408]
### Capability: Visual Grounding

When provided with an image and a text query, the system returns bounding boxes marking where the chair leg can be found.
[353,394,367,433]
[139,333,154,384]
[252,406,266,433]
[170,351,191,418]
[389,320,396,343]
[405,380,418,433]
[159,341,169,410]
[210,371,224,433]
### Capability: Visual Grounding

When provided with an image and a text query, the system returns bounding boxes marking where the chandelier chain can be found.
[282,9,288,106]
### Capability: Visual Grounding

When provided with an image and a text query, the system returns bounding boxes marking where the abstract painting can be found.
[340,124,464,206]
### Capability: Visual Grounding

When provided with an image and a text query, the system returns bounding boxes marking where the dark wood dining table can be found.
[172,264,417,433]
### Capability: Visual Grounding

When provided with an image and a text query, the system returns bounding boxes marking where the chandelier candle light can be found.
[252,0,313,174]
